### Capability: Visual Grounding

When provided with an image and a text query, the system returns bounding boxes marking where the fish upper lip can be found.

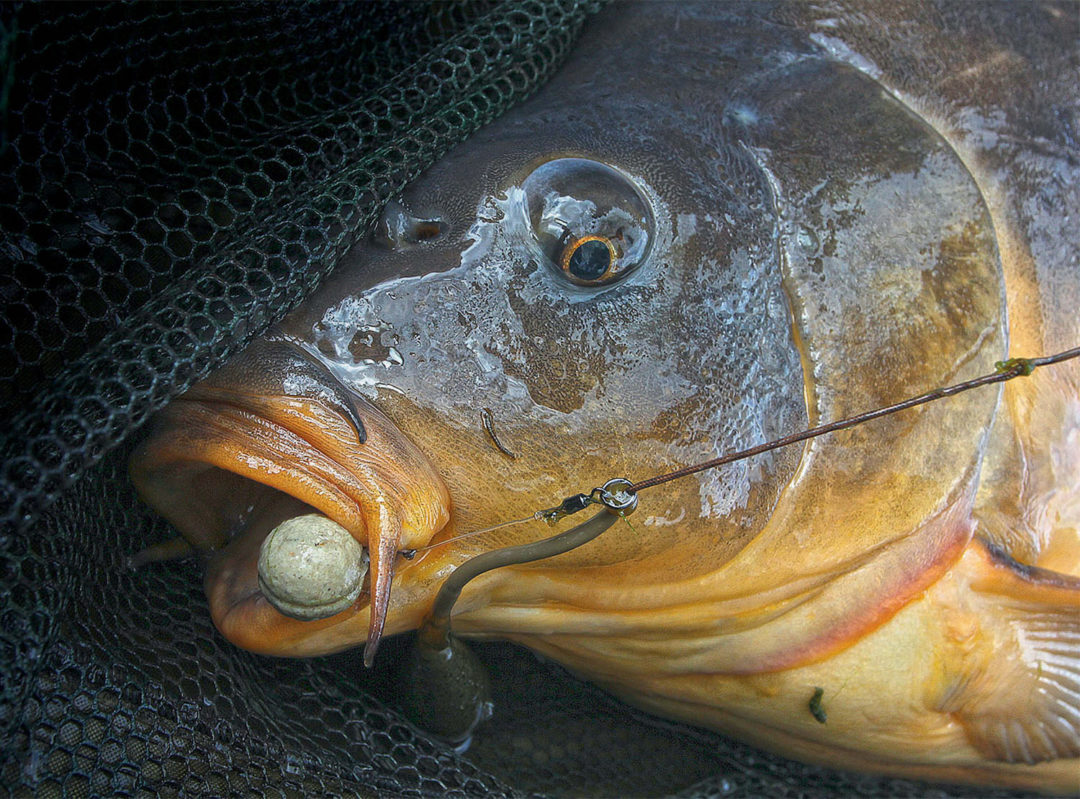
[138,387,376,546]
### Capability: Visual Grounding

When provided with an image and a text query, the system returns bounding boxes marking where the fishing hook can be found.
[402,479,637,743]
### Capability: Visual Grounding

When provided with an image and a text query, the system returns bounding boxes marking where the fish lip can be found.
[130,379,452,658]
[132,388,374,551]
[129,391,375,643]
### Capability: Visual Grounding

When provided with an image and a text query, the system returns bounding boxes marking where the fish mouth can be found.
[130,339,451,663]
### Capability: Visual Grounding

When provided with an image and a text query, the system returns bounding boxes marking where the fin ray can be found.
[941,541,1080,764]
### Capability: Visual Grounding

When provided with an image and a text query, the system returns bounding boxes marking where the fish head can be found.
[131,5,1004,675]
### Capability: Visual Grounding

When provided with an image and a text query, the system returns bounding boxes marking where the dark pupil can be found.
[567,239,611,281]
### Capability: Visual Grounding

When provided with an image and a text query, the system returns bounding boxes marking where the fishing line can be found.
[412,346,1080,553]
[410,483,627,552]
[630,347,1079,493]
[410,515,540,553]
[404,347,1079,731]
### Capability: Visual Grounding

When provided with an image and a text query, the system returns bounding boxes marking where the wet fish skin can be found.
[131,2,1080,793]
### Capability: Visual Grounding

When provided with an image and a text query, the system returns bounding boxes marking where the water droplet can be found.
[797,224,819,254]
[725,103,758,127]
[478,196,506,224]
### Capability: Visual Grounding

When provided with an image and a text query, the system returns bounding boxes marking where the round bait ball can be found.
[257,514,368,621]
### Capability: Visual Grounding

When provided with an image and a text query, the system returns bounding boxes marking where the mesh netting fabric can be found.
[0,0,589,754]
[0,3,1050,798]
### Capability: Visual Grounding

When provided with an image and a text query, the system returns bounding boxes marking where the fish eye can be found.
[520,157,654,287]
[560,234,618,284]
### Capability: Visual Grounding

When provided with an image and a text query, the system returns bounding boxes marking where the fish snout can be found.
[129,337,450,662]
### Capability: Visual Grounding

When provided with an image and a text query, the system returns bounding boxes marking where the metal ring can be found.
[595,477,638,515]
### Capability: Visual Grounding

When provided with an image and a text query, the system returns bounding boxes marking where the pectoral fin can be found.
[935,540,1080,765]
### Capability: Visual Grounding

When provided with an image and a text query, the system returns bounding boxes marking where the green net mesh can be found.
[0,2,1053,797]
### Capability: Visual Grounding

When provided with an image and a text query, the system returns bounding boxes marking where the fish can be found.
[129,1,1080,793]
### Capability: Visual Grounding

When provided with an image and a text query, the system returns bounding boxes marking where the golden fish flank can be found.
[129,2,1080,794]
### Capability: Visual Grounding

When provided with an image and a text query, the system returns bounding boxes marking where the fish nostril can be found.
[374,199,447,249]
[410,219,446,242]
